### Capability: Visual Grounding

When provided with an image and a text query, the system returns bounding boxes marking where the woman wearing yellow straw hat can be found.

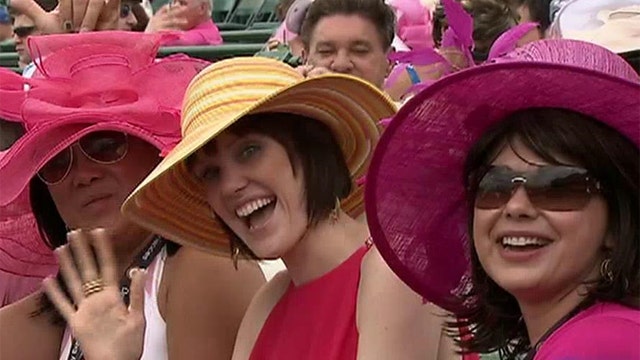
[43,56,459,359]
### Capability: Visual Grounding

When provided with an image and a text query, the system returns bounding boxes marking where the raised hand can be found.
[10,0,120,33]
[43,228,146,360]
[145,3,189,33]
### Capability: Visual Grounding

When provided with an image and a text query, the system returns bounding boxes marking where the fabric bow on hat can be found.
[0,31,208,207]
[0,32,202,143]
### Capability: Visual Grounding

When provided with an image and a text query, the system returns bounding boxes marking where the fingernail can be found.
[128,268,147,279]
[54,244,68,253]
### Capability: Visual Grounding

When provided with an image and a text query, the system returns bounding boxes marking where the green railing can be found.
[0,43,267,73]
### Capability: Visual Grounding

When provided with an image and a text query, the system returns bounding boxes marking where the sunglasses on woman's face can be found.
[38,131,129,185]
[474,165,602,211]
[120,3,132,18]
[13,26,36,38]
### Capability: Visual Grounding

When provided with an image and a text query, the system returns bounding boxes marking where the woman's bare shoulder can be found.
[0,291,65,359]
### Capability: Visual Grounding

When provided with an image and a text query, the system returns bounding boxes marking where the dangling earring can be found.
[231,246,240,268]
[330,198,341,224]
[600,258,614,283]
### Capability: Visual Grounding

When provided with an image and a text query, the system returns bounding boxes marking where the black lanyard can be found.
[66,235,167,360]
[523,300,593,360]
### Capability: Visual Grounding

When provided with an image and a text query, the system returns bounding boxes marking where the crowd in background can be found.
[0,0,638,359]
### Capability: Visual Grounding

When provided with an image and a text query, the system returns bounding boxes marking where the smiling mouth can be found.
[499,236,552,251]
[236,197,277,230]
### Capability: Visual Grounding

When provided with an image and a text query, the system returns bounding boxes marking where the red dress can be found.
[250,244,371,360]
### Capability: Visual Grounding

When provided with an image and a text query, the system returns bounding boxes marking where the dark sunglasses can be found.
[473,165,602,211]
[38,131,129,185]
[120,3,132,18]
[13,26,36,38]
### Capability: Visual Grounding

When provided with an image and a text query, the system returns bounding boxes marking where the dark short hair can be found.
[186,112,352,260]
[300,0,396,51]
[452,108,640,357]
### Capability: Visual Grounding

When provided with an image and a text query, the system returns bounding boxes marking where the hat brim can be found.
[123,74,397,256]
[365,61,640,313]
[0,118,172,206]
[0,190,57,278]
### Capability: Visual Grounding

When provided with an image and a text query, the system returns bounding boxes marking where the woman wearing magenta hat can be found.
[0,31,265,359]
[365,38,640,359]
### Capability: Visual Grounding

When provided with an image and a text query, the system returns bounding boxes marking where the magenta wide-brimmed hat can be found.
[365,39,640,313]
[0,31,208,207]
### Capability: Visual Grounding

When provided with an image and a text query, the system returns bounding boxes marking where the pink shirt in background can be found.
[160,19,223,46]
[535,302,640,359]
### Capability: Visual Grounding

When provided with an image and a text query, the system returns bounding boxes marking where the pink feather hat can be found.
[0,31,208,207]
[365,39,640,312]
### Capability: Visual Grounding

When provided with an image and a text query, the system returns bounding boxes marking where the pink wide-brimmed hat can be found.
[0,31,208,207]
[0,189,57,279]
[365,39,640,313]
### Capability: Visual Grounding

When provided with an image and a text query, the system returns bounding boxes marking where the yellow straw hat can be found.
[122,56,397,256]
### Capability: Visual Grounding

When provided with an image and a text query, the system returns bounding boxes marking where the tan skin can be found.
[0,135,265,359]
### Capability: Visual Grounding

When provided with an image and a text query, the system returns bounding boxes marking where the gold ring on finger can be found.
[82,278,104,297]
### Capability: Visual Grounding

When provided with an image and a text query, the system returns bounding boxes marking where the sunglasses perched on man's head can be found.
[38,131,129,185]
[473,165,602,211]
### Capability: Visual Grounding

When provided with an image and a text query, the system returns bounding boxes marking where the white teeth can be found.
[501,236,547,247]
[236,197,275,218]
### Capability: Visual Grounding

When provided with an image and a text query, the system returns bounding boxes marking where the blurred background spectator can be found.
[146,0,223,45]
[12,9,41,72]
[0,6,11,42]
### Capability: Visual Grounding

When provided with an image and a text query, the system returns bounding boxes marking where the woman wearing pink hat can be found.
[42,56,459,359]
[365,38,640,359]
[0,31,265,360]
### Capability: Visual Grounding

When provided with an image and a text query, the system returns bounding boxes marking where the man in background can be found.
[11,6,41,75]
[145,0,223,45]
[297,0,396,90]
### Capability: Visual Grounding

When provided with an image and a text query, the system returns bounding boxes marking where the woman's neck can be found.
[518,283,592,346]
[106,226,156,278]
[280,214,369,286]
